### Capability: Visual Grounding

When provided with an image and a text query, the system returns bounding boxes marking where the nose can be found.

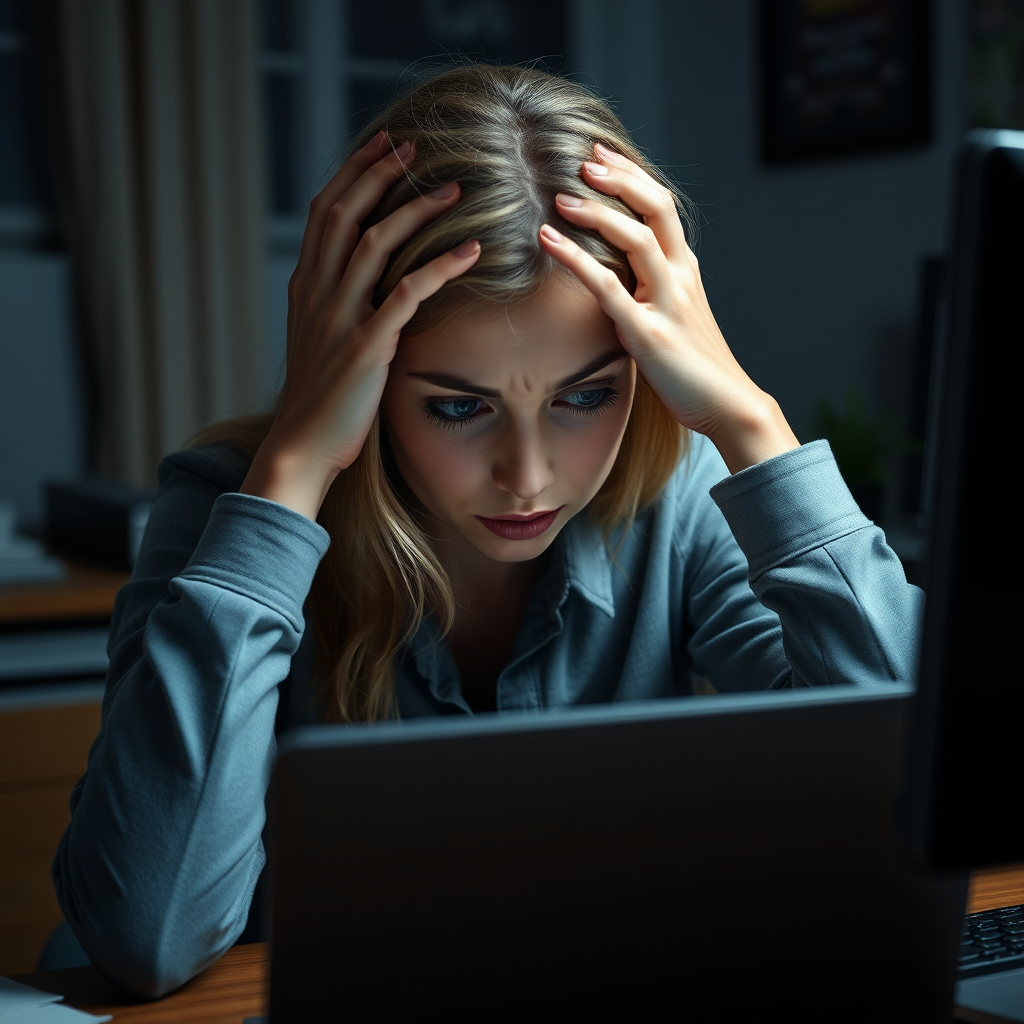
[491,422,555,502]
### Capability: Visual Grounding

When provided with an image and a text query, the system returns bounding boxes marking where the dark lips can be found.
[475,508,562,540]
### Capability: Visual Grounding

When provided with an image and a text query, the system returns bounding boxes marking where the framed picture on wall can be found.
[760,0,932,164]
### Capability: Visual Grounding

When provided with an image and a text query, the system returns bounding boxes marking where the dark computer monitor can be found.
[900,254,944,522]
[899,129,1024,871]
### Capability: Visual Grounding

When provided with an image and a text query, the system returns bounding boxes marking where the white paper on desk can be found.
[0,979,109,1023]
[0,976,62,1013]
[0,1002,110,1023]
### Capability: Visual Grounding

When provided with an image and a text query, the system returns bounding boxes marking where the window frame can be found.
[260,0,587,256]
[0,22,55,249]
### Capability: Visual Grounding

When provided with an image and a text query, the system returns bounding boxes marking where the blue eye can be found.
[422,387,619,431]
[436,398,480,418]
[424,397,486,429]
[559,388,619,415]
[563,389,608,408]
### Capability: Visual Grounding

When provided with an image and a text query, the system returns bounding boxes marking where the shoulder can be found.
[131,444,255,582]
[158,443,254,495]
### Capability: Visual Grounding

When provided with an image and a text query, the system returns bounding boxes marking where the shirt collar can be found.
[407,507,617,696]
[407,614,466,709]
[559,508,616,619]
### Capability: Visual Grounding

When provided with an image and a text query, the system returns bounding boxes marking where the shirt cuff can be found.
[180,492,331,630]
[708,439,868,579]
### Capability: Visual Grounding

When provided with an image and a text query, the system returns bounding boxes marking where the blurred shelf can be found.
[0,553,118,974]
[0,681,106,711]
[0,628,109,682]
[0,558,129,625]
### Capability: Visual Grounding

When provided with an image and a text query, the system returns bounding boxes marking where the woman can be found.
[53,63,919,997]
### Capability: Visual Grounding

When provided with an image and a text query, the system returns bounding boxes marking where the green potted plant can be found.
[806,387,915,523]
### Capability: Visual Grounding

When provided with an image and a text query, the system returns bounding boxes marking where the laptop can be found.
[264,683,971,1022]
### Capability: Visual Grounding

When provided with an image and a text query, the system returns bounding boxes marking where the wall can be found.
[0,0,968,531]
[0,254,85,533]
[640,0,965,457]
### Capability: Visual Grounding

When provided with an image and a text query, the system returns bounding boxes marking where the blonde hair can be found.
[191,63,692,723]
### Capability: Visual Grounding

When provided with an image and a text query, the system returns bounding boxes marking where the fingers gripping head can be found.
[343,62,697,336]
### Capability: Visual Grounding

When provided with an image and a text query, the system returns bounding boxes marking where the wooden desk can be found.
[968,863,1024,915]
[12,943,267,1024]
[10,865,1024,1023]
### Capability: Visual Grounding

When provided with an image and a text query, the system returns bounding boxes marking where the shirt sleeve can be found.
[51,449,330,997]
[681,438,922,692]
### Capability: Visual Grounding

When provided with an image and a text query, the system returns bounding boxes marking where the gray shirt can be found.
[52,436,921,996]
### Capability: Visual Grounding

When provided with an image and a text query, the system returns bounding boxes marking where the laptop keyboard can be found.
[958,904,1024,979]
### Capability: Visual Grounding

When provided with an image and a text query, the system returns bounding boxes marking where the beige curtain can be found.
[34,0,266,486]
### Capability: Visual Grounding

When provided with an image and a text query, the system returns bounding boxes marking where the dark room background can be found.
[0,0,1020,540]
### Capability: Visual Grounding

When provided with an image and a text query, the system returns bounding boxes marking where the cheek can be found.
[384,400,484,500]
[419,435,486,494]
[564,389,635,483]
[564,411,629,484]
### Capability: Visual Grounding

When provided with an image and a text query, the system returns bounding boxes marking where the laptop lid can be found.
[266,684,968,1022]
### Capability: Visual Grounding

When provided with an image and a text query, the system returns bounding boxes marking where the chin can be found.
[471,525,564,562]
[481,543,555,563]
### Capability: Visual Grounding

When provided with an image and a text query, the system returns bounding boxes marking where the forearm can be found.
[53,493,329,996]
[54,592,283,995]
[689,439,921,691]
[751,526,922,687]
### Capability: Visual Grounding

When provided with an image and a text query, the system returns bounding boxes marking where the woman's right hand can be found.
[240,131,480,520]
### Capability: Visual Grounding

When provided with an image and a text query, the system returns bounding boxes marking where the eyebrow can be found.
[407,350,627,397]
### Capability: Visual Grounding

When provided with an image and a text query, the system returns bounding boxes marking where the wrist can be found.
[239,442,339,521]
[707,391,800,475]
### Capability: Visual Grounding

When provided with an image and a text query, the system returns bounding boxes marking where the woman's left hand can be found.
[538,143,799,474]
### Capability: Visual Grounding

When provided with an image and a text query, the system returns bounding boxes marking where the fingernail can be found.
[453,239,479,258]
[556,192,583,208]
[366,129,386,149]
[394,140,413,159]
[595,142,618,160]
[540,224,563,243]
[584,161,608,177]
[430,182,459,200]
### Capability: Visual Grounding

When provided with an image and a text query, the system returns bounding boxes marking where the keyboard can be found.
[958,904,1024,979]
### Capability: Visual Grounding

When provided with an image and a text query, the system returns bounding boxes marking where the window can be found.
[259,0,570,256]
[0,0,55,248]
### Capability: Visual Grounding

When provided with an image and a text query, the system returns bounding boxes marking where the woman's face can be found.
[381,273,636,567]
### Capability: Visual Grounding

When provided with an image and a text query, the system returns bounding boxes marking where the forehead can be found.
[395,274,623,382]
